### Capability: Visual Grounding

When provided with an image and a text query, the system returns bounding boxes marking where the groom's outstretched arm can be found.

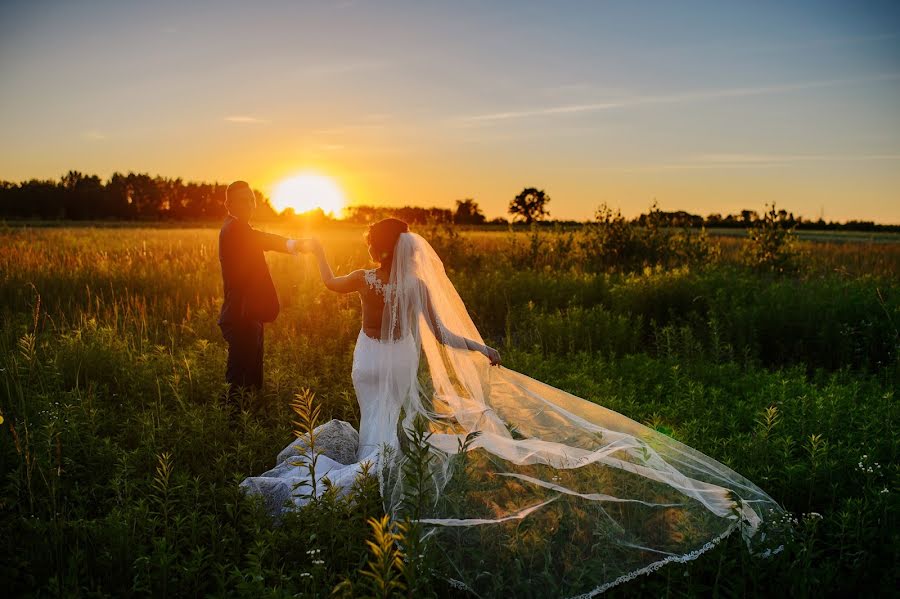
[247,225,299,254]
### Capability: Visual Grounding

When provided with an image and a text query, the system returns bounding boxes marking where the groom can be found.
[218,180,303,403]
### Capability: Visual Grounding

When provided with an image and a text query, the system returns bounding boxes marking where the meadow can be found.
[0,220,897,597]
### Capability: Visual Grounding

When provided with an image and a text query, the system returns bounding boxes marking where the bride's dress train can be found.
[239,329,413,509]
[240,232,791,597]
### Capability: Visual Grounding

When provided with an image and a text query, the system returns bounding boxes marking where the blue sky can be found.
[1,0,898,221]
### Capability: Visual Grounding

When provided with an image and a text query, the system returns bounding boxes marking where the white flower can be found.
[881,488,889,494]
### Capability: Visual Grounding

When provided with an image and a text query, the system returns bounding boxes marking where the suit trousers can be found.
[219,320,264,397]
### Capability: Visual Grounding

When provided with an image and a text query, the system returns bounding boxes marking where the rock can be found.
[239,477,292,519]
[276,419,359,466]
[239,419,361,519]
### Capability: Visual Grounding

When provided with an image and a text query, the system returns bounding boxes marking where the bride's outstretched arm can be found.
[305,239,365,293]
[420,280,501,365]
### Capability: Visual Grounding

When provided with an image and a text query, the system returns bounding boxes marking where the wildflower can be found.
[881,488,889,494]
[803,512,823,522]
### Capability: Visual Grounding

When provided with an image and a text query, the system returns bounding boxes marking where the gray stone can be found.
[239,419,361,519]
[276,419,359,466]
[239,477,292,519]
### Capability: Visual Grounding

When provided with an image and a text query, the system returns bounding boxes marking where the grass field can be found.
[1,222,897,597]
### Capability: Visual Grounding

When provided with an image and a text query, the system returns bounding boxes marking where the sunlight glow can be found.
[271,173,346,216]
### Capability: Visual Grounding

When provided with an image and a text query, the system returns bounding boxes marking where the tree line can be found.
[0,171,896,231]
[0,171,278,221]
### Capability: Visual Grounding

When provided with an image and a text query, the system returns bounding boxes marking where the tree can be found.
[508,187,550,224]
[453,199,485,224]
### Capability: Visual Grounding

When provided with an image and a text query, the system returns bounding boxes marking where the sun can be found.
[270,173,346,216]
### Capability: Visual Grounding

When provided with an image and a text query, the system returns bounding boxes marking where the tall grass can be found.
[0,223,897,596]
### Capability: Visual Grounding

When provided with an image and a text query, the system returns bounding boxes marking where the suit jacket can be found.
[218,215,289,325]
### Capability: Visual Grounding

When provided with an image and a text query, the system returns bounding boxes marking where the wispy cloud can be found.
[458,73,900,124]
[692,153,900,164]
[224,115,270,124]
[82,131,106,141]
[608,153,900,173]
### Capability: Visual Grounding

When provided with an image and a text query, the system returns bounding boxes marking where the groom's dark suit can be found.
[218,215,291,394]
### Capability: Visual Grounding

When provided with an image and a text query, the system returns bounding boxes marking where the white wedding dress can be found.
[240,232,792,598]
[239,326,416,504]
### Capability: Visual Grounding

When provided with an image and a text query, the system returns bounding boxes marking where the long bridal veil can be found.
[371,231,791,597]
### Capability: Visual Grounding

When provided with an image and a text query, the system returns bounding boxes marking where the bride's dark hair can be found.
[365,217,409,262]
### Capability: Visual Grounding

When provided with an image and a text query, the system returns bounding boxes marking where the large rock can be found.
[276,419,359,466]
[239,419,362,519]
[239,477,292,519]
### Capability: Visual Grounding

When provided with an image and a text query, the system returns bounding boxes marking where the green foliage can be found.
[743,202,800,273]
[359,515,407,598]
[581,201,718,273]
[0,224,897,596]
[289,388,323,501]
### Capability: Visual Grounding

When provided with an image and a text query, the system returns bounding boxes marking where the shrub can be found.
[742,203,800,273]
[581,202,717,273]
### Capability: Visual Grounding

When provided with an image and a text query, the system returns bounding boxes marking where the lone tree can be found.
[509,187,550,224]
[453,198,486,224]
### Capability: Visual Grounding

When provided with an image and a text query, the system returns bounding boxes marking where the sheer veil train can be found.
[241,229,792,597]
[367,231,791,596]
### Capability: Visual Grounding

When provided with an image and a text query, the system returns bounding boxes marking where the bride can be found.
[241,217,791,597]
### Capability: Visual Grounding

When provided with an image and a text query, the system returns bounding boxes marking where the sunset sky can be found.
[1,0,898,222]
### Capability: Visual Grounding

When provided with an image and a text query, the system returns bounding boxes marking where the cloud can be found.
[607,153,900,172]
[83,131,106,141]
[458,73,900,124]
[224,115,270,124]
[691,153,900,164]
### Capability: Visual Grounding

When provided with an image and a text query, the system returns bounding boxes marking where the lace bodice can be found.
[363,269,395,298]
